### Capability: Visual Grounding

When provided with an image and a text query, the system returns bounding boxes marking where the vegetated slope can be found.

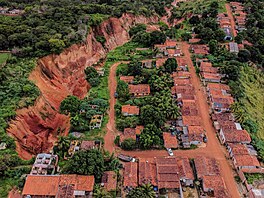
[238,66,264,139]
[7,14,159,159]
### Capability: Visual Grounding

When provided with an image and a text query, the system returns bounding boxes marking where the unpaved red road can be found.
[105,45,240,197]
[225,3,237,37]
[104,62,129,153]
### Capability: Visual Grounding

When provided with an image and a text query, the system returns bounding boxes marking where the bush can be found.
[121,138,137,150]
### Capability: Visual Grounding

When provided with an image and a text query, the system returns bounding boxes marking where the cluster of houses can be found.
[168,44,207,149]
[230,1,247,32]
[0,7,23,16]
[190,43,264,197]
[123,156,229,197]
[21,140,117,197]
[217,12,233,41]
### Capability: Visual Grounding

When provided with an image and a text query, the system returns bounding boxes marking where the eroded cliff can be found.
[7,13,159,159]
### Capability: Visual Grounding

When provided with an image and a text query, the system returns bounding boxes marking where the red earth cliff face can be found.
[7,13,159,160]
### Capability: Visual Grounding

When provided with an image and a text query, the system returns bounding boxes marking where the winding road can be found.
[104,43,240,197]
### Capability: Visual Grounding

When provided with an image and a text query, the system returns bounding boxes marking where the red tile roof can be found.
[124,162,138,187]
[165,40,177,47]
[182,116,201,126]
[120,76,134,84]
[156,58,167,68]
[200,61,212,68]
[202,175,229,198]
[222,129,251,143]
[138,158,157,186]
[176,57,188,66]
[193,48,209,55]
[228,143,249,155]
[101,171,117,191]
[188,126,205,142]
[201,72,221,81]
[207,83,230,91]
[22,175,94,196]
[163,132,178,148]
[128,84,150,95]
[135,125,144,135]
[80,140,95,150]
[189,38,201,43]
[181,100,199,116]
[233,154,260,167]
[200,66,218,74]
[194,157,221,179]
[173,78,191,86]
[171,85,194,95]
[122,104,140,115]
[121,128,136,141]
[172,71,191,78]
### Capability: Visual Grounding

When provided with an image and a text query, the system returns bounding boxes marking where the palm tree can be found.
[140,183,156,198]
[231,102,245,123]
[93,185,112,198]
[56,136,70,157]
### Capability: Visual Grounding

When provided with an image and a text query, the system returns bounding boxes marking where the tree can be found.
[140,105,165,127]
[48,38,65,54]
[129,24,147,37]
[181,32,192,41]
[149,74,173,92]
[128,60,142,76]
[140,124,162,149]
[238,49,251,62]
[63,149,105,182]
[85,67,100,87]
[53,136,71,158]
[93,185,112,198]
[121,138,137,150]
[208,40,218,54]
[60,95,81,116]
[116,80,130,102]
[149,31,166,46]
[163,58,178,73]
[126,184,156,198]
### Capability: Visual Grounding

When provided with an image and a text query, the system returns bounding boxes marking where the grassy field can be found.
[0,53,10,65]
[239,66,264,139]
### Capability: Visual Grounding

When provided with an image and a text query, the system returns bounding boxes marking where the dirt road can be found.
[225,3,237,38]
[104,62,129,154]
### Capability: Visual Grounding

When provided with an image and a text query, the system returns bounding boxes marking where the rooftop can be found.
[120,76,134,83]
[22,175,94,196]
[202,175,229,198]
[182,116,201,126]
[128,84,150,94]
[138,158,157,186]
[124,162,138,187]
[207,83,230,91]
[176,57,188,66]
[163,132,178,148]
[227,143,249,155]
[80,140,95,150]
[222,129,251,143]
[101,171,117,191]
[194,157,220,179]
[188,126,205,142]
[201,72,221,81]
[122,104,140,115]
[233,154,260,167]
[173,78,191,86]
[156,58,167,68]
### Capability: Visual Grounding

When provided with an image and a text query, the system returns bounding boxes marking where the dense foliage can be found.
[126,183,156,198]
[0,0,173,57]
[85,67,100,87]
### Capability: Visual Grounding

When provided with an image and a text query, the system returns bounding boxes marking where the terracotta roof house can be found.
[194,156,221,179]
[165,40,177,48]
[232,154,261,170]
[227,143,249,158]
[128,84,150,97]
[201,72,221,83]
[176,57,188,71]
[200,66,218,74]
[120,76,134,84]
[156,58,167,68]
[188,126,205,146]
[172,71,191,79]
[80,140,96,150]
[163,132,178,149]
[193,48,209,55]
[30,153,58,175]
[173,78,191,86]
[138,158,157,186]
[191,45,209,55]
[154,44,166,52]
[121,104,140,116]
[189,38,201,43]
[171,85,194,95]
[211,96,234,112]
[123,162,138,188]
[181,100,199,116]
[167,49,182,57]
[200,61,212,68]
[219,128,251,144]
[182,116,201,126]
[101,171,117,191]
[22,175,94,198]
[207,83,230,92]
[201,175,230,198]
[121,128,136,142]
[155,157,194,188]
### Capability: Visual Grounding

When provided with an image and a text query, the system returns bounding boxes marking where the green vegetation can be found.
[85,67,100,87]
[0,53,10,65]
[244,173,264,185]
[126,183,156,198]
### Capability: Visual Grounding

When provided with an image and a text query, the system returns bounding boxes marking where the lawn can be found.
[0,53,10,65]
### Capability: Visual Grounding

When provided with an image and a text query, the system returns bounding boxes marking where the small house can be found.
[121,104,140,116]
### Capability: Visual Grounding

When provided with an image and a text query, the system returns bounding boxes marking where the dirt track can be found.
[225,3,237,37]
[104,43,240,197]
